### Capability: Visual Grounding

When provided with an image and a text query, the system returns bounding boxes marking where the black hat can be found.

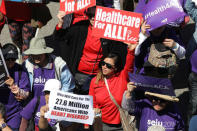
[2,43,18,60]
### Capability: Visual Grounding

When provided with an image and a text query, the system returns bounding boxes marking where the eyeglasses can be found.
[100,61,114,69]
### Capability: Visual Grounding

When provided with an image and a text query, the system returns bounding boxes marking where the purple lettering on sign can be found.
[128,73,176,96]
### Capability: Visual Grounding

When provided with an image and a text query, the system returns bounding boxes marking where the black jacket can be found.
[47,20,127,75]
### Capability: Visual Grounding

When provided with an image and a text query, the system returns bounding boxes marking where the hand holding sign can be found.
[5,76,14,86]
[141,21,151,36]
[163,38,176,48]
[57,11,66,28]
[126,42,138,51]
[9,85,19,95]
[125,82,136,99]
[40,104,49,117]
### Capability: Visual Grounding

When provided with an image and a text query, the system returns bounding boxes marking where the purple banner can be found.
[129,73,175,96]
[135,0,186,30]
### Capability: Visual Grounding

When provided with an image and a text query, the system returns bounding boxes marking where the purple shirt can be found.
[0,63,30,129]
[191,50,197,74]
[33,63,55,97]
[20,96,56,127]
[134,99,184,131]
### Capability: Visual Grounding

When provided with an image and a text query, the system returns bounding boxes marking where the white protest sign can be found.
[45,90,94,125]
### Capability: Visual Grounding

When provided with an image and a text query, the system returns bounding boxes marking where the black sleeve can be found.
[39,125,53,131]
[96,0,104,6]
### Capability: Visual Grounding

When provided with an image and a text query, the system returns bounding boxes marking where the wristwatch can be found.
[0,123,7,129]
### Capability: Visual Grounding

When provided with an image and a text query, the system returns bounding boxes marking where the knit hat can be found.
[24,37,53,55]
[2,43,18,60]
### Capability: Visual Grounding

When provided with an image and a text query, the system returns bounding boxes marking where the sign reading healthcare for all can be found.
[92,6,143,44]
[0,49,9,87]
[143,0,185,31]
[45,90,94,125]
[60,0,96,14]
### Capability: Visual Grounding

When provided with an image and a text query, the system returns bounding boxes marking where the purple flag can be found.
[135,0,186,30]
[129,73,176,96]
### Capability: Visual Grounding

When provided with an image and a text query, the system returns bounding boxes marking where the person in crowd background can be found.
[0,43,30,131]
[134,21,186,78]
[38,79,79,131]
[0,0,37,55]
[23,37,75,97]
[0,0,52,61]
[89,43,137,130]
[187,49,197,125]
[0,102,12,131]
[185,0,197,60]
[20,79,60,131]
[121,82,185,131]
[54,6,127,95]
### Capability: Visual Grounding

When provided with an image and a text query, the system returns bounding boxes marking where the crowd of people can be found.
[0,0,196,131]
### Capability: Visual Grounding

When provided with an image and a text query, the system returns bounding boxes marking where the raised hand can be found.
[163,38,176,48]
[141,21,151,36]
[57,11,66,28]
[125,82,136,99]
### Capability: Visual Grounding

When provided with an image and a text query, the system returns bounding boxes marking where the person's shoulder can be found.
[53,55,66,66]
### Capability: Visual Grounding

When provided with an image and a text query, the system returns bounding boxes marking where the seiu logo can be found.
[34,76,46,84]
[147,119,162,126]
[147,119,175,128]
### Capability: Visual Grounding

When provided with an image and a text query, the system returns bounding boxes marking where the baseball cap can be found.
[43,79,61,92]
[2,43,18,60]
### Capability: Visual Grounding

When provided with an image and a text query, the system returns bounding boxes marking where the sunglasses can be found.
[100,61,114,69]
[149,96,168,103]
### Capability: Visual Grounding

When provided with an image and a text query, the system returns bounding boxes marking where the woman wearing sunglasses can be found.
[121,82,185,131]
[89,43,137,130]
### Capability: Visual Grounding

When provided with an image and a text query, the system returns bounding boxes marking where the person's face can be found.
[44,91,50,104]
[89,17,94,26]
[101,58,116,76]
[5,58,16,69]
[30,54,46,65]
[151,26,165,36]
[150,97,168,111]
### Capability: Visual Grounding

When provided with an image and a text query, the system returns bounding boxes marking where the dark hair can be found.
[2,43,18,60]
[102,53,123,73]
[0,102,6,119]
[96,53,123,84]
[85,6,96,18]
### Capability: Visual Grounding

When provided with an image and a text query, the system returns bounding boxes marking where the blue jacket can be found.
[23,54,75,93]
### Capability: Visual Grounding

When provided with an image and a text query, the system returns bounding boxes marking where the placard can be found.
[129,73,175,96]
[45,90,94,125]
[60,0,96,15]
[92,6,143,44]
[137,0,186,31]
